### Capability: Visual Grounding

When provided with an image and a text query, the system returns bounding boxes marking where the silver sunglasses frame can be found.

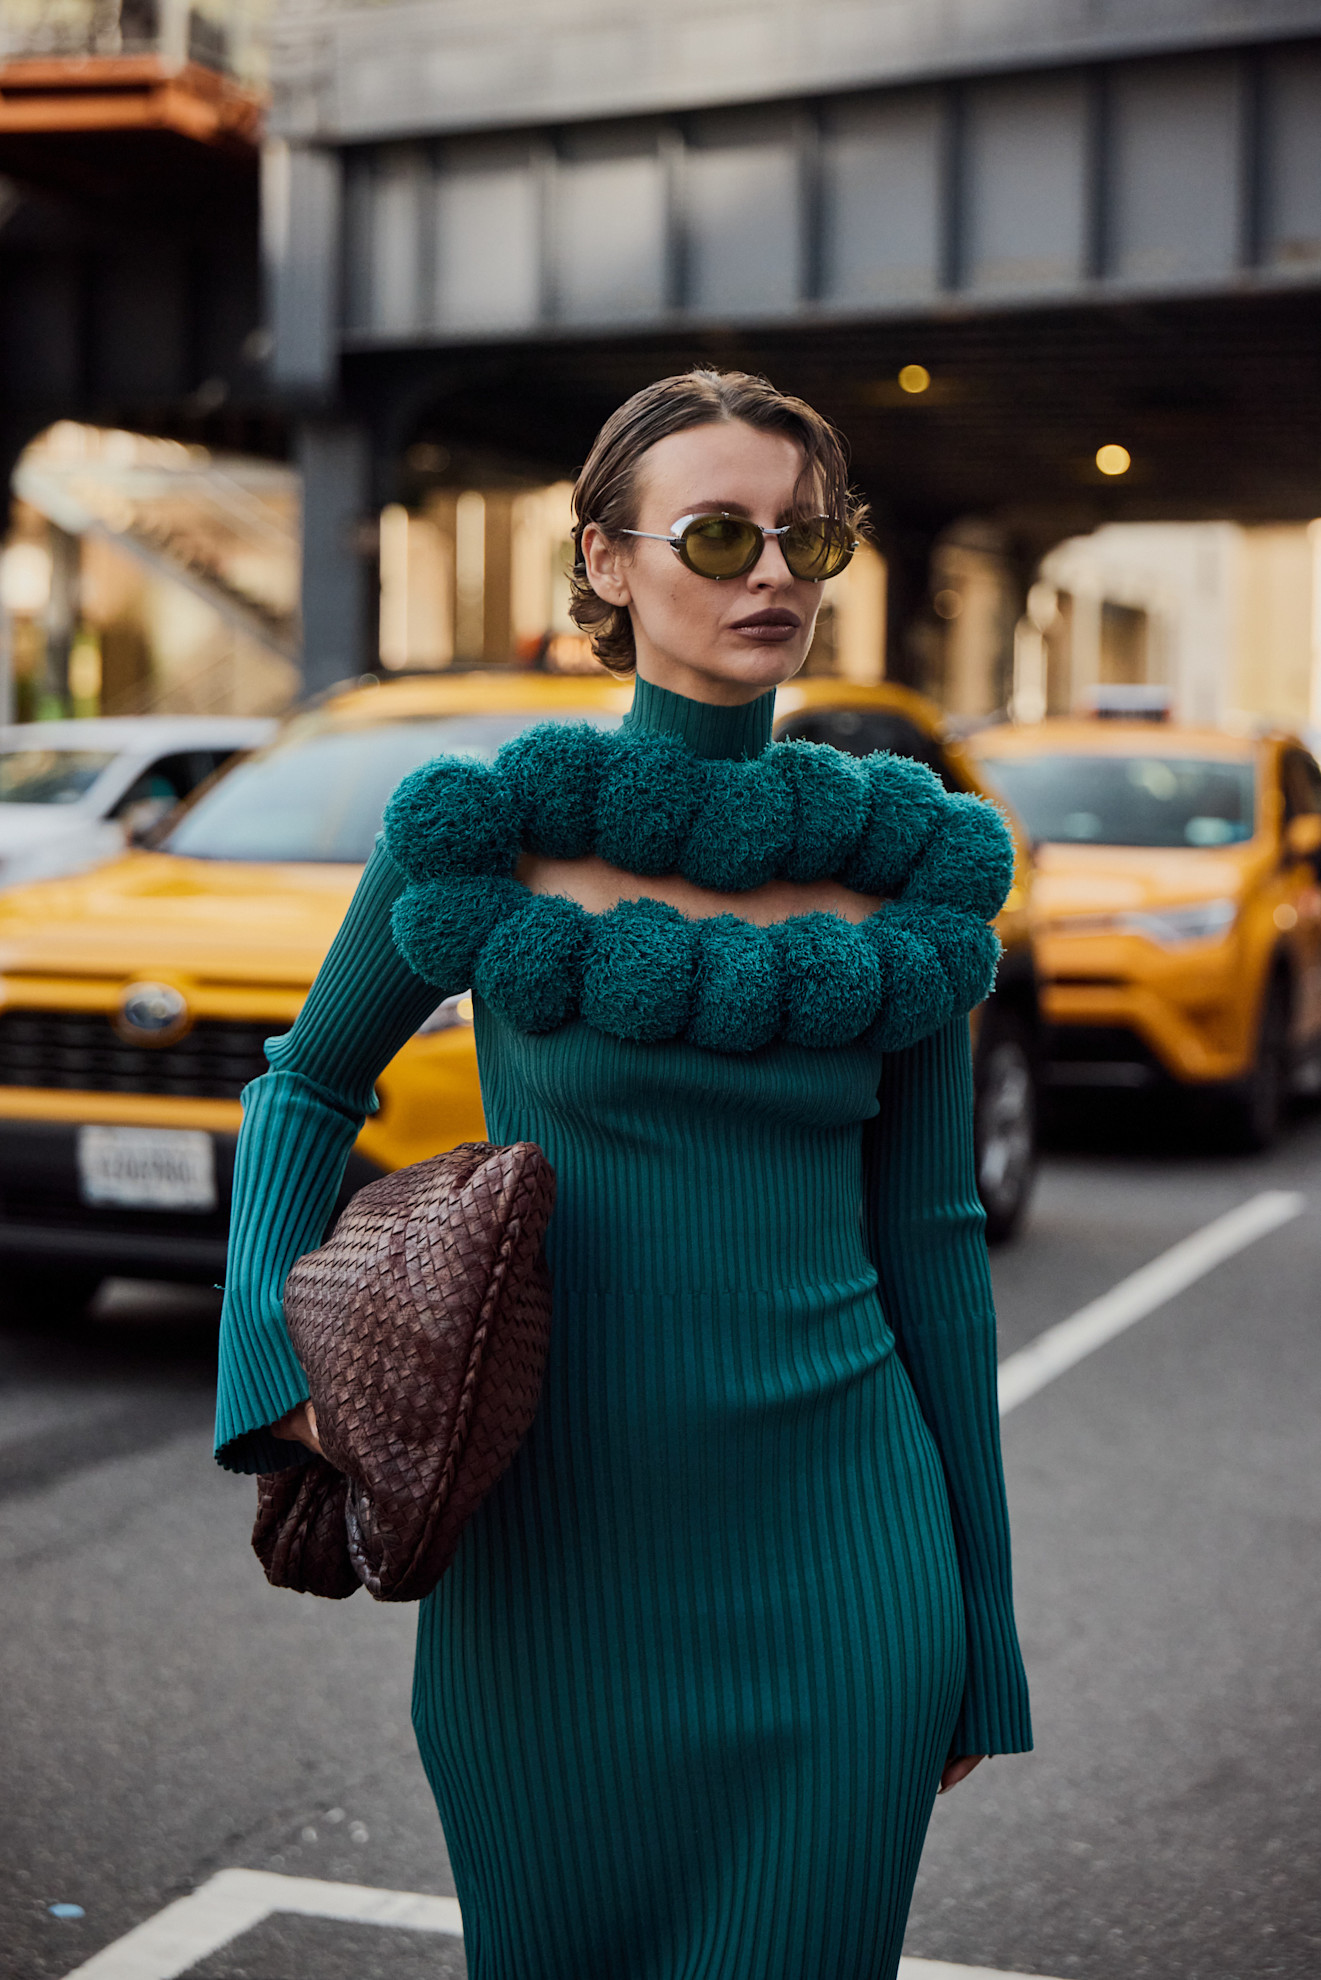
[619,511,857,581]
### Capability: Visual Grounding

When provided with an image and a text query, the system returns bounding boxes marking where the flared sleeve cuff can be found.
[214,1069,364,1474]
[952,1581,1034,1756]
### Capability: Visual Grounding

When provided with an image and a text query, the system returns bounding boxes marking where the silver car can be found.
[0,716,275,888]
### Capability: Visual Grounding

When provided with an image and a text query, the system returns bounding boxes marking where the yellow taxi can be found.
[968,716,1321,1146]
[0,671,1039,1313]
[773,679,1040,1238]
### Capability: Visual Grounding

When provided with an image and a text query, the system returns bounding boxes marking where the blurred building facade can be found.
[6,0,1321,722]
[0,422,299,718]
[1012,521,1321,739]
[264,0,1321,697]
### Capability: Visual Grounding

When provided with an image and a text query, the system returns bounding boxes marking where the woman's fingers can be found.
[273,1400,324,1456]
[938,1753,986,1794]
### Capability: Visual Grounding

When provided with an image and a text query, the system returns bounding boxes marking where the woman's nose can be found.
[749,534,794,588]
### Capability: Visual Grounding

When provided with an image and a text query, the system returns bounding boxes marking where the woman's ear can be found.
[581,522,632,607]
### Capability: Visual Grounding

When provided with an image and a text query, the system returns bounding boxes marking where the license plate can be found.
[77,1126,216,1211]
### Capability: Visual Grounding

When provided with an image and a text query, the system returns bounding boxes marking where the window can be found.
[774,709,962,792]
[978,752,1256,848]
[0,749,115,805]
[164,711,622,864]
[1280,748,1321,821]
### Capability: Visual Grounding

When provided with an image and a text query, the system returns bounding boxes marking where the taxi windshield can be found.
[163,710,623,863]
[979,751,1256,849]
[0,748,116,805]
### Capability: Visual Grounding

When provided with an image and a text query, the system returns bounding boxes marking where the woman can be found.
[215,368,1032,1979]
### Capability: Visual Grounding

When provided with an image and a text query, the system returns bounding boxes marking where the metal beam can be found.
[269,0,1321,145]
[309,42,1321,359]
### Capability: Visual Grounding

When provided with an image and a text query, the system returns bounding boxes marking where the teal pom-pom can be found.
[390,875,526,988]
[686,915,782,1053]
[842,755,945,896]
[383,757,519,882]
[860,906,948,1052]
[772,914,884,1048]
[596,731,704,877]
[680,759,794,891]
[772,741,871,884]
[497,722,611,859]
[902,793,1015,921]
[474,893,591,1033]
[913,904,1002,1011]
[581,898,696,1042]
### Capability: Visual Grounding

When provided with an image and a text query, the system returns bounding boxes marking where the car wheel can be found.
[1222,972,1292,1152]
[974,1010,1038,1243]
[4,1263,104,1319]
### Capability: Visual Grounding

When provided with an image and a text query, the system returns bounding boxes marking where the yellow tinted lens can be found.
[680,516,761,577]
[783,520,854,581]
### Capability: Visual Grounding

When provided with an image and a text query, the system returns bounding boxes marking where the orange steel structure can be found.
[0,55,260,149]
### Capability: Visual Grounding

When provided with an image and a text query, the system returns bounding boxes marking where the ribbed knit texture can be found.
[623,674,776,760]
[216,676,1031,1979]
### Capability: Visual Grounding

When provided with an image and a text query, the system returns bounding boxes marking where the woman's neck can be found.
[623,673,776,762]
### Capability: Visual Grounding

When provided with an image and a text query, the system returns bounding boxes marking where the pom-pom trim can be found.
[383,723,1012,1054]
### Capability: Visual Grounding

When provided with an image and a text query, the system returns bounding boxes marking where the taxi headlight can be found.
[1117,898,1238,947]
[415,991,474,1035]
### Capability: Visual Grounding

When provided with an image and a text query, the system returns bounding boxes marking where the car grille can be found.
[0,1010,271,1100]
[1043,1023,1163,1089]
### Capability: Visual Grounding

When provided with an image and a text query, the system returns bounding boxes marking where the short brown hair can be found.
[569,368,869,671]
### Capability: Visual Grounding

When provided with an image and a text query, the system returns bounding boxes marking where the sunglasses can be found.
[619,511,858,583]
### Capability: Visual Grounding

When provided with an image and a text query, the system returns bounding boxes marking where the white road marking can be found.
[998,1188,1305,1416]
[59,1868,1064,1980]
[60,1870,462,1979]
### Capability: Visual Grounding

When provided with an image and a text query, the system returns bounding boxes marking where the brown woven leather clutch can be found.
[252,1141,554,1603]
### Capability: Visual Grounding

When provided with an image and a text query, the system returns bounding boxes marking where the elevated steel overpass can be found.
[0,7,272,512]
[265,0,1321,687]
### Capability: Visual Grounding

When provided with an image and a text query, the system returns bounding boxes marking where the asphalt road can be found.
[3,1103,1319,1980]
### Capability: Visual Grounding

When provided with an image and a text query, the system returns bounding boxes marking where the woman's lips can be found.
[729,610,801,643]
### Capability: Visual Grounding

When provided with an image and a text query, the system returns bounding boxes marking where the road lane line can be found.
[59,1869,463,1979]
[998,1188,1305,1417]
[59,1868,1064,1980]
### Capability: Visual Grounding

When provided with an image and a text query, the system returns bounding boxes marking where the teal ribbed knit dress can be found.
[216,679,1031,1980]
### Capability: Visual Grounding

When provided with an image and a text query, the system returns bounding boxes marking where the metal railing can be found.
[0,0,269,83]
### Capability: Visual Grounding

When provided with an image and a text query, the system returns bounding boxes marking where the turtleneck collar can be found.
[622,674,776,761]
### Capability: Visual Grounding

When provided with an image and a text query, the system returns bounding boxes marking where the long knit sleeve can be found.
[863,1016,1033,1757]
[214,838,446,1475]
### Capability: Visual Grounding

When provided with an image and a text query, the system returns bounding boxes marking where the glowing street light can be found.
[898,364,931,395]
[1096,443,1131,477]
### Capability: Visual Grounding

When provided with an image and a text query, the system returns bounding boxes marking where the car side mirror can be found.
[1284,813,1321,861]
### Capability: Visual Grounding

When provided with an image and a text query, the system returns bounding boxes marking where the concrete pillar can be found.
[297,420,372,696]
[878,525,938,694]
[42,526,80,716]
[1069,584,1102,713]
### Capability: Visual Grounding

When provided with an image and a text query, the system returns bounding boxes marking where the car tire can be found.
[4,1263,104,1320]
[973,1008,1039,1243]
[1222,971,1292,1152]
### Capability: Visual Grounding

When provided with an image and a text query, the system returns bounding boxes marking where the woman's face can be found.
[581,420,829,706]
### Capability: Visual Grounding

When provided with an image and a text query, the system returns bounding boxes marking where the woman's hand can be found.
[273,1399,323,1457]
[939,1754,986,1794]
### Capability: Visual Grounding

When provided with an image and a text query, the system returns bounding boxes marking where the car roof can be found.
[969,718,1263,761]
[303,670,951,737]
[0,716,277,752]
[304,671,634,730]
[772,677,948,737]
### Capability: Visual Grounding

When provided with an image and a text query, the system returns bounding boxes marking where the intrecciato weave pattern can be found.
[252,1141,554,1603]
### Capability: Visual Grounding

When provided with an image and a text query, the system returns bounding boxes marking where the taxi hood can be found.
[0,850,361,988]
[1031,839,1254,918]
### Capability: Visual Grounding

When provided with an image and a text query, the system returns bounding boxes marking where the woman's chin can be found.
[637,639,810,701]
[706,641,808,688]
